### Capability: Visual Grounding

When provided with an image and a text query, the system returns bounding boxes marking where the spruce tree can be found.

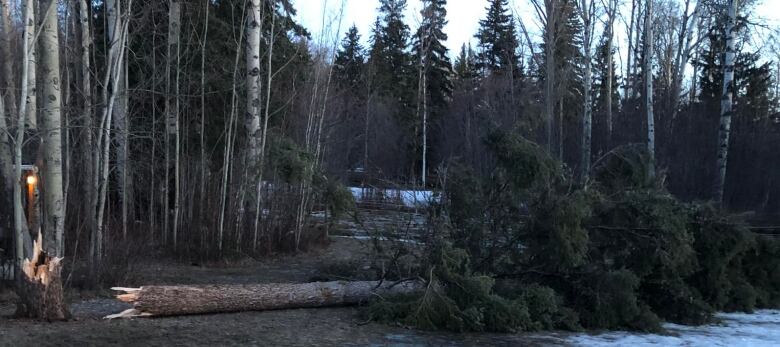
[475,0,520,74]
[413,0,453,117]
[335,25,365,91]
[454,43,479,81]
[373,0,414,106]
[593,36,620,119]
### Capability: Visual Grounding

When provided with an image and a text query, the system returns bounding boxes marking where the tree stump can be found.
[15,233,70,321]
[107,280,421,318]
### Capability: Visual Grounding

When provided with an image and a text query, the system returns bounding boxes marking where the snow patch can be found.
[349,187,438,208]
[567,310,780,347]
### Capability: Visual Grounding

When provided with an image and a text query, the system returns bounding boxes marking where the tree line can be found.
[0,0,778,284]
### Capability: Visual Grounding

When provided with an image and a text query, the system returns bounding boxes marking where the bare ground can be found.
[0,238,569,347]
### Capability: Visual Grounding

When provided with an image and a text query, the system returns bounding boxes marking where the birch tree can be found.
[246,0,263,172]
[0,1,14,237]
[246,0,263,250]
[12,0,37,277]
[23,1,37,131]
[714,0,739,205]
[604,0,617,145]
[39,0,65,257]
[644,0,656,178]
[92,0,131,273]
[578,0,595,181]
[107,0,131,240]
[79,0,94,254]
[670,0,700,121]
[529,0,560,154]
[0,0,16,118]
[164,0,181,247]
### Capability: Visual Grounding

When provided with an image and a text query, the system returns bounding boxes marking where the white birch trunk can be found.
[579,0,594,181]
[218,4,248,252]
[625,0,637,100]
[544,0,557,154]
[246,0,263,168]
[671,0,700,121]
[172,1,181,249]
[14,0,36,277]
[39,0,65,257]
[714,0,739,205]
[644,0,656,178]
[246,0,264,250]
[23,0,37,131]
[164,0,181,247]
[0,2,15,247]
[94,0,131,267]
[108,0,131,240]
[0,0,16,118]
[605,0,616,146]
[78,0,96,261]
[199,0,210,237]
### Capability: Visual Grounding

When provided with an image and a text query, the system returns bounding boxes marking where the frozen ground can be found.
[566,310,780,346]
[2,227,778,346]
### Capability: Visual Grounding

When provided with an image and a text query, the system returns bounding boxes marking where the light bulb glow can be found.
[26,175,36,185]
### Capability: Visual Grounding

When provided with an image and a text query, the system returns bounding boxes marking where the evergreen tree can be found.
[475,0,520,74]
[592,34,620,155]
[592,35,620,118]
[454,43,480,81]
[334,25,365,91]
[373,0,414,106]
[539,0,584,160]
[413,0,453,117]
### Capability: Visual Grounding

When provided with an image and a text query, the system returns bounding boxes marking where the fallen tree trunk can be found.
[15,233,70,321]
[107,280,422,318]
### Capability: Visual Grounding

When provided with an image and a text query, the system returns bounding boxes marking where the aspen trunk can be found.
[605,0,616,146]
[79,0,96,265]
[108,280,422,318]
[625,0,637,100]
[13,0,37,277]
[579,0,594,181]
[544,0,557,154]
[15,233,70,321]
[0,0,16,117]
[94,0,131,272]
[199,0,210,238]
[246,0,263,169]
[0,94,13,246]
[218,4,248,251]
[250,1,268,251]
[108,0,131,240]
[24,0,36,130]
[0,1,15,248]
[714,0,739,205]
[39,0,65,257]
[164,0,181,247]
[670,0,699,121]
[644,0,655,178]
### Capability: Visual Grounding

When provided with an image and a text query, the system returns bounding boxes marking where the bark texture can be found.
[246,0,263,167]
[579,0,594,181]
[39,0,65,257]
[108,280,422,318]
[24,0,36,130]
[644,0,656,178]
[15,233,70,321]
[714,0,739,205]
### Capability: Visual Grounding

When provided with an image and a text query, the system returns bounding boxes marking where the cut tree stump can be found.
[15,233,70,321]
[107,280,422,318]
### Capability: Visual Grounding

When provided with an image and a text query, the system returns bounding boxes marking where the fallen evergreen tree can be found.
[369,131,780,333]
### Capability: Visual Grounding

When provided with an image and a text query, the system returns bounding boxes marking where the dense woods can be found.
[0,0,779,330]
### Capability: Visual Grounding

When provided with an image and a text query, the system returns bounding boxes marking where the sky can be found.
[294,0,780,61]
